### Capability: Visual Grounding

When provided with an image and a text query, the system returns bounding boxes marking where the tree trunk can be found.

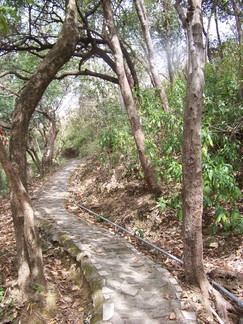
[101,0,161,194]
[134,0,169,112]
[9,0,79,297]
[37,110,59,173]
[120,42,140,90]
[164,38,174,85]
[214,8,223,60]
[231,0,243,99]
[204,3,216,62]
[27,147,42,174]
[0,139,46,293]
[175,0,207,287]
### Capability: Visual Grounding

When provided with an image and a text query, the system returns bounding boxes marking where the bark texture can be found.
[177,3,236,321]
[231,0,243,98]
[0,140,45,293]
[9,0,79,296]
[101,0,161,194]
[37,110,59,173]
[175,0,206,286]
[134,0,169,112]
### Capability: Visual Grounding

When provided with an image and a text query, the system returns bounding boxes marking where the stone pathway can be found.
[34,159,196,324]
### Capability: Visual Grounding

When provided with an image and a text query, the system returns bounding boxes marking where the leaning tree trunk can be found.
[101,0,161,194]
[9,0,79,297]
[134,0,169,112]
[0,140,46,292]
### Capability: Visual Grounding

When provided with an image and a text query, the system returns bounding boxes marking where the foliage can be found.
[0,5,19,33]
[0,0,241,235]
[138,82,184,183]
[0,284,15,323]
[134,226,145,239]
[0,284,4,300]
[99,101,137,166]
[0,167,9,194]
[62,95,130,160]
[97,73,242,233]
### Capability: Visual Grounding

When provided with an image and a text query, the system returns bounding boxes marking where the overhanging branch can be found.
[56,69,118,83]
[0,84,20,97]
[0,71,30,81]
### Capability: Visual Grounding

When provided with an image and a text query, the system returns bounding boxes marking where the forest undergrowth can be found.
[0,157,242,323]
[68,157,243,323]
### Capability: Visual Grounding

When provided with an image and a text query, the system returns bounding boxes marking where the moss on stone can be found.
[89,275,103,292]
[82,261,94,277]
[67,244,81,257]
[39,220,53,231]
[92,290,104,310]
[57,233,72,247]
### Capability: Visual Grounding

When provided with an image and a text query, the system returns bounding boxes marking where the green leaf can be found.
[215,208,225,223]
[203,185,211,194]
[0,14,8,33]
[178,210,183,221]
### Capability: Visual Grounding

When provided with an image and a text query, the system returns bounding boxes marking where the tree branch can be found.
[0,84,20,97]
[56,69,118,83]
[175,0,188,28]
[0,71,30,81]
[0,120,11,129]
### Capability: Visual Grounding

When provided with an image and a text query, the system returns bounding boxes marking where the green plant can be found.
[134,226,145,239]
[32,284,42,293]
[157,191,183,220]
[203,157,242,231]
[0,168,9,194]
[0,284,4,301]
[214,208,243,233]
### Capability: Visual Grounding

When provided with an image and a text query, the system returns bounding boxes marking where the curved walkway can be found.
[34,159,196,324]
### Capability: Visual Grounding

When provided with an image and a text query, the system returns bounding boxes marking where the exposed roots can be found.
[209,269,243,282]
[199,279,236,323]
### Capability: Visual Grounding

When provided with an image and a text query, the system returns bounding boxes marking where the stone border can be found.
[35,160,197,323]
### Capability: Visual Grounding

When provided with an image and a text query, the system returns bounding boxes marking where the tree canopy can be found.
[0,0,242,321]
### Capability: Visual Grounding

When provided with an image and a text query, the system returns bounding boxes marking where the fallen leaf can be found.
[169,312,177,320]
[181,291,188,299]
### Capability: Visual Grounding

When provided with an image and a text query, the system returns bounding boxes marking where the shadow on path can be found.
[34,159,196,323]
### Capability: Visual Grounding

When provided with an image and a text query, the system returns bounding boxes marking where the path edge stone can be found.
[38,218,104,323]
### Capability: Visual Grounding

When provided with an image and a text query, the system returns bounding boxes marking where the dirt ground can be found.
[0,175,92,324]
[0,157,242,323]
[68,157,243,323]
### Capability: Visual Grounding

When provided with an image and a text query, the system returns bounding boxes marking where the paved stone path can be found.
[34,159,196,324]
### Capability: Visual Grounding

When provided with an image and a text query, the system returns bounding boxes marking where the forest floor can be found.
[0,157,242,323]
[67,157,243,323]
[0,172,93,324]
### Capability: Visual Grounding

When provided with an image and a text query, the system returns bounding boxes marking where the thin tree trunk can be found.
[36,110,59,172]
[101,0,161,194]
[9,0,79,297]
[133,0,169,112]
[204,3,216,62]
[231,0,243,45]
[214,7,223,59]
[231,0,243,98]
[175,0,207,287]
[120,42,140,90]
[27,148,42,174]
[164,38,174,85]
